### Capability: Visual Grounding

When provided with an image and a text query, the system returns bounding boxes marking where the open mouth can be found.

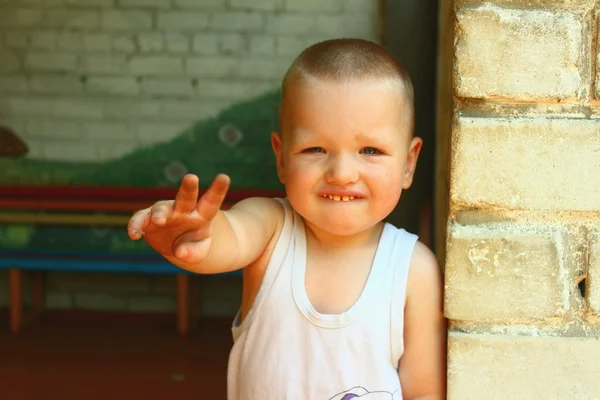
[321,194,358,202]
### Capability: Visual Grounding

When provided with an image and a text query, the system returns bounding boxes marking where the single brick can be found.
[192,34,219,54]
[83,33,111,51]
[1,96,52,116]
[186,56,238,77]
[195,79,275,99]
[589,230,600,315]
[230,0,282,10]
[137,33,164,52]
[265,14,317,35]
[57,32,82,51]
[101,10,153,30]
[74,293,127,311]
[157,11,209,30]
[448,333,600,399]
[317,14,376,38]
[47,9,99,30]
[119,0,170,8]
[0,50,21,72]
[129,55,184,75]
[30,74,83,93]
[25,52,78,72]
[104,100,161,118]
[112,34,136,52]
[44,141,99,161]
[80,54,128,74]
[238,57,289,79]
[285,0,342,12]
[0,75,28,92]
[26,120,81,139]
[165,32,190,53]
[342,0,378,13]
[276,36,304,56]
[141,77,195,96]
[445,223,566,320]
[81,122,133,140]
[210,12,263,32]
[51,98,104,119]
[65,0,113,6]
[85,76,140,95]
[29,31,56,50]
[173,0,225,8]
[6,32,29,48]
[248,36,274,55]
[0,9,43,27]
[454,6,585,100]
[451,117,600,211]
[219,34,246,55]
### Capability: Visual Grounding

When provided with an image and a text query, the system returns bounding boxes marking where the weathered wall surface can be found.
[443,1,600,398]
[0,0,377,162]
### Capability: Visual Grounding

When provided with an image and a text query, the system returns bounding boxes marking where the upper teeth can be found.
[323,195,355,201]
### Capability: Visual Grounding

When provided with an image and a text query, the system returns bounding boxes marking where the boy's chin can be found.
[308,217,379,238]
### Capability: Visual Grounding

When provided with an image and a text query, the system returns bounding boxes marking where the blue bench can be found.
[0,184,282,336]
[0,249,198,337]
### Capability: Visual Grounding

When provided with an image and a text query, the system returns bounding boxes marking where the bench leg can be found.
[9,269,22,333]
[33,271,45,314]
[177,274,190,338]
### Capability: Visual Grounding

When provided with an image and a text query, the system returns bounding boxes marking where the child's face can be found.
[272,79,422,237]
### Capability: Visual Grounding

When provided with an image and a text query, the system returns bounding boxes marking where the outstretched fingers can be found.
[173,174,200,215]
[196,174,231,222]
[128,208,152,239]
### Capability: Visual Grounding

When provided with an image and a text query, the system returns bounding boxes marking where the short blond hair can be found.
[280,38,414,134]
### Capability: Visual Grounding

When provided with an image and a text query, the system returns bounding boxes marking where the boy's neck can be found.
[304,220,385,250]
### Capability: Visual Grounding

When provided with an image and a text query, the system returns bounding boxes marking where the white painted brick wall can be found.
[0,0,379,165]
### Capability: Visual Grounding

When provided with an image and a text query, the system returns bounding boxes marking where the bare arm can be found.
[399,241,447,400]
[127,174,283,274]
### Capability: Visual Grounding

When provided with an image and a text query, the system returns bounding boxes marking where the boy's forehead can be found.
[283,80,408,125]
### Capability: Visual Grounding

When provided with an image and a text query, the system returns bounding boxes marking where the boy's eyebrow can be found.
[354,129,398,145]
[289,127,318,141]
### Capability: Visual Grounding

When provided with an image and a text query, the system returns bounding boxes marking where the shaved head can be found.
[279,38,414,135]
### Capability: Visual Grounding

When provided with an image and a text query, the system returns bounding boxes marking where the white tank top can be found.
[227,198,418,400]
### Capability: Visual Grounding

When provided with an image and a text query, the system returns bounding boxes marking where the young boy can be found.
[128,38,446,400]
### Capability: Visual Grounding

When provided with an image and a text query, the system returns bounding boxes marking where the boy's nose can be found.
[325,154,359,186]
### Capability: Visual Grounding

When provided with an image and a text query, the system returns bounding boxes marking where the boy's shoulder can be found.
[406,240,443,300]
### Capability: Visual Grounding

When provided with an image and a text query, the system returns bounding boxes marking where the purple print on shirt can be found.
[329,386,397,399]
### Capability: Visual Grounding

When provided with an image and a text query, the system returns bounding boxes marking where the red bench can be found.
[0,184,285,337]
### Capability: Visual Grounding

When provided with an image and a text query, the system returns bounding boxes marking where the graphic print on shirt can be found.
[329,386,398,399]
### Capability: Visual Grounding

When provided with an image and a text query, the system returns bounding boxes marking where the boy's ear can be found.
[271,132,285,184]
[402,137,423,189]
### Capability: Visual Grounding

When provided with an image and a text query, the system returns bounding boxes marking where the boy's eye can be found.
[303,147,325,153]
[360,147,382,155]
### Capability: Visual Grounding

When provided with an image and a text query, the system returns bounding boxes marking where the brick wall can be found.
[443,1,600,398]
[0,0,378,162]
[0,0,378,316]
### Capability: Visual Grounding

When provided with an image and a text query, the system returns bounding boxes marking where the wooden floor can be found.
[0,310,233,399]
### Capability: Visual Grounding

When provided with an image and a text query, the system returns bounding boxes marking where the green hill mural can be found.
[0,90,285,256]
[0,89,283,190]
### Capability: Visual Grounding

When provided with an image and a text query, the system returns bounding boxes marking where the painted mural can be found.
[0,90,284,255]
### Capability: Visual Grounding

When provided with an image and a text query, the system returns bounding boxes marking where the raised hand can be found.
[128,173,231,264]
